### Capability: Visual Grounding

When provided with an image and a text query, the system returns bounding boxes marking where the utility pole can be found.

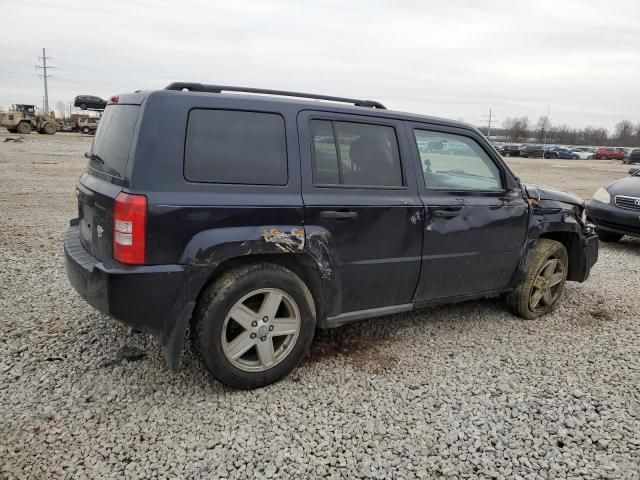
[542,106,550,159]
[481,109,496,139]
[36,48,55,113]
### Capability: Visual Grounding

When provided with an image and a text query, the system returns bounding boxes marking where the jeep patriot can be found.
[65,83,599,389]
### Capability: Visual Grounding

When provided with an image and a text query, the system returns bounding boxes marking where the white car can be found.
[570,149,591,159]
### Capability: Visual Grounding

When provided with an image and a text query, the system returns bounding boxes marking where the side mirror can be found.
[506,188,522,198]
[629,167,639,176]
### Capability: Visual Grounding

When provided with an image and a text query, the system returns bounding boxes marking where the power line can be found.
[35,48,56,113]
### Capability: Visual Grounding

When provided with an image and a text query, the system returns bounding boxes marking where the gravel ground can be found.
[1,132,639,479]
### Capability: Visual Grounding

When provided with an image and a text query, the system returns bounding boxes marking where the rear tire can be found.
[82,127,90,134]
[505,152,511,157]
[507,239,568,320]
[192,263,316,389]
[16,122,31,134]
[597,231,623,242]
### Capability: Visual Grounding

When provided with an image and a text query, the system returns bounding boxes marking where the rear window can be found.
[90,105,140,178]
[184,109,287,185]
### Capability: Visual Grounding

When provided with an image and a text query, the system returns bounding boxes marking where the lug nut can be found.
[260,336,267,342]
[251,321,258,327]
[269,325,274,331]
[250,333,256,339]
[263,316,269,323]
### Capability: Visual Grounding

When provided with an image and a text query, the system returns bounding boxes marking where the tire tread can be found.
[507,239,567,320]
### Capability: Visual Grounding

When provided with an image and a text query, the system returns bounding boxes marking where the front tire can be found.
[82,127,90,134]
[597,231,623,242]
[16,122,31,134]
[507,239,568,320]
[192,263,316,389]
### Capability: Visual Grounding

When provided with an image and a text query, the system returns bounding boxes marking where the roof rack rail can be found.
[164,82,387,109]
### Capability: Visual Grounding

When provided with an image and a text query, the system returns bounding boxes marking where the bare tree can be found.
[577,127,607,146]
[54,100,67,121]
[509,116,529,142]
[502,118,513,142]
[614,120,635,146]
[535,116,552,143]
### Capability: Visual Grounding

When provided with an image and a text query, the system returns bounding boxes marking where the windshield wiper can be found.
[84,152,104,164]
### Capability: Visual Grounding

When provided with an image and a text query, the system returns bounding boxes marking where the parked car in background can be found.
[594,147,625,160]
[545,147,580,159]
[501,145,522,157]
[521,145,545,158]
[619,147,634,159]
[74,95,107,110]
[624,149,640,164]
[77,117,99,134]
[64,82,598,389]
[586,168,640,242]
[569,148,593,160]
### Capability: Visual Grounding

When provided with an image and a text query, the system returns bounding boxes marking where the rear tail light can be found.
[113,192,147,264]
[108,96,119,105]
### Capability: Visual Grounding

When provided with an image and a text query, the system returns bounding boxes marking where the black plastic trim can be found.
[165,82,387,109]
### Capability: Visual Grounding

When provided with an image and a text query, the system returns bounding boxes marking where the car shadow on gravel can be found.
[304,297,509,372]
[88,285,619,388]
[602,236,640,254]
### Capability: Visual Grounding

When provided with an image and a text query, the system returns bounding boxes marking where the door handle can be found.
[320,210,358,220]
[429,206,462,218]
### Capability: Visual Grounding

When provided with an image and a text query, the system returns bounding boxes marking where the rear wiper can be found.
[84,152,104,164]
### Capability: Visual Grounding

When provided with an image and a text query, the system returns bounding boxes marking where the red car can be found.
[594,147,625,160]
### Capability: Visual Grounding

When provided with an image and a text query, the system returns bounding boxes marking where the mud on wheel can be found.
[507,239,568,319]
[192,263,316,389]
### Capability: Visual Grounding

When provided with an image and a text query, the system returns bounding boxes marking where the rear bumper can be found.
[586,201,640,238]
[64,225,196,369]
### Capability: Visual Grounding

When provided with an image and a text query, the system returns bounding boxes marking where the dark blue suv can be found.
[65,83,598,389]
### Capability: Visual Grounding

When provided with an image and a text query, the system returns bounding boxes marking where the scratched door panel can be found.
[405,122,529,302]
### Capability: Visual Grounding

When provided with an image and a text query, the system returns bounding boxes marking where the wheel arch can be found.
[512,209,588,288]
[537,230,583,281]
[192,252,326,327]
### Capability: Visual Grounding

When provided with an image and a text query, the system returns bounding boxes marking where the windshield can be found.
[89,105,140,179]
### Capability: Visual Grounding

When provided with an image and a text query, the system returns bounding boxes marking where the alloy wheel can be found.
[529,257,565,312]
[221,288,301,372]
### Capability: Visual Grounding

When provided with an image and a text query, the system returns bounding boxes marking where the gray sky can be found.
[1,0,638,131]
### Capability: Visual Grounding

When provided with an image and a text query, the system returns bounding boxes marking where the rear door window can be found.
[184,109,287,185]
[310,119,403,187]
[90,105,140,179]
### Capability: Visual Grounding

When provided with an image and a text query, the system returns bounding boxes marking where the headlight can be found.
[592,187,610,204]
